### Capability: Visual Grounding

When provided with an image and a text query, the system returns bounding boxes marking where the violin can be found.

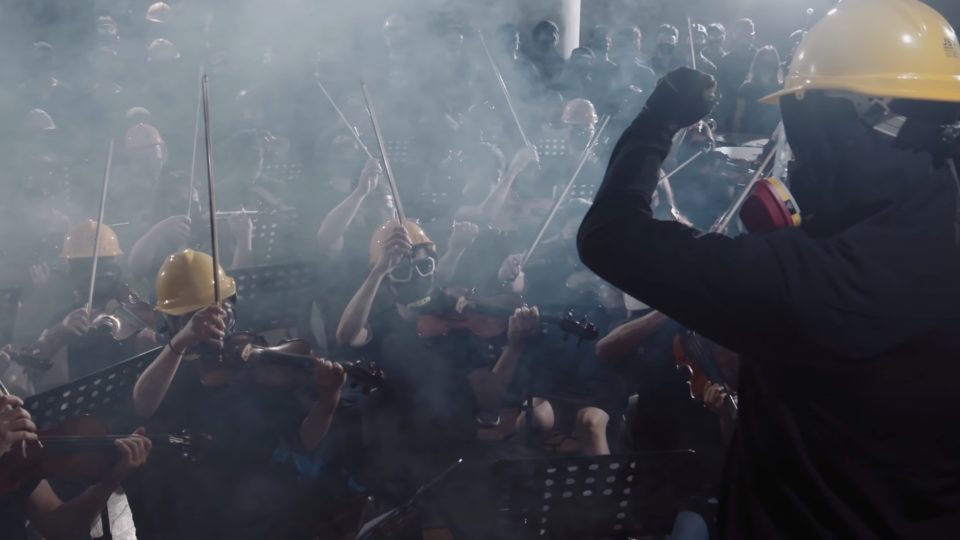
[0,415,191,495]
[89,286,157,342]
[672,329,738,420]
[198,332,385,390]
[415,287,599,341]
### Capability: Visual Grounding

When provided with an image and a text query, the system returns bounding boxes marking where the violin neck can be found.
[38,434,189,448]
[246,347,314,370]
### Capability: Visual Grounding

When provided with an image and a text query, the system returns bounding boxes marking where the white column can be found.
[560,0,581,57]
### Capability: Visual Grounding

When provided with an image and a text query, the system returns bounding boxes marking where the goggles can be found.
[387,256,436,283]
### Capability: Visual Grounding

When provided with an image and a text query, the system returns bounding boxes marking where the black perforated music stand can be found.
[568,183,599,200]
[0,287,21,345]
[537,138,568,160]
[487,451,706,540]
[232,262,318,334]
[23,347,162,431]
[263,162,302,185]
[251,208,301,263]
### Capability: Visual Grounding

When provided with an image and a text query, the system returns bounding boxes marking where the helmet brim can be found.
[761,75,960,105]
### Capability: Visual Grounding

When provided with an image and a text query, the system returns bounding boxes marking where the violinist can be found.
[129,249,345,540]
[13,220,157,385]
[499,201,627,456]
[577,1,960,535]
[0,394,151,540]
[336,221,540,535]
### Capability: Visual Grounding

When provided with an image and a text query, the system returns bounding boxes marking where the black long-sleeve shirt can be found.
[578,113,960,539]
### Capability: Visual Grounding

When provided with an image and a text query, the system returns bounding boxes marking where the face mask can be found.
[657,43,676,56]
[569,128,593,152]
[780,93,936,236]
[389,273,435,307]
[756,60,779,73]
[69,259,123,304]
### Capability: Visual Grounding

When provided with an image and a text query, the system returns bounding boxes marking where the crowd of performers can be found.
[2,0,959,539]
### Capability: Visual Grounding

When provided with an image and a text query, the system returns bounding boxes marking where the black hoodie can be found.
[577,95,960,539]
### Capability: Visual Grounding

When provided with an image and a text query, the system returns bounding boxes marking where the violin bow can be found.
[186,66,203,219]
[201,73,222,305]
[686,17,698,71]
[709,121,784,234]
[316,79,375,160]
[521,115,611,268]
[477,30,534,149]
[86,138,115,317]
[360,81,406,225]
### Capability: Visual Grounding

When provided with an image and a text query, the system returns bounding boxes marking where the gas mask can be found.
[69,258,123,305]
[387,249,437,307]
[774,92,946,237]
[569,125,595,153]
[657,42,677,57]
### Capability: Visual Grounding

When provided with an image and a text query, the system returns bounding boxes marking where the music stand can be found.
[536,139,568,160]
[385,140,413,166]
[485,451,707,540]
[263,162,302,185]
[23,347,162,431]
[251,208,301,263]
[231,262,318,334]
[568,183,599,201]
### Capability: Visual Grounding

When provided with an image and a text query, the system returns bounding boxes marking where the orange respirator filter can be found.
[739,177,801,234]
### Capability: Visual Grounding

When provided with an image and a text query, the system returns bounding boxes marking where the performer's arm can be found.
[316,159,382,255]
[578,68,789,353]
[457,145,539,224]
[595,310,670,363]
[299,359,346,451]
[336,226,408,347]
[28,431,151,540]
[133,306,225,418]
[436,221,479,285]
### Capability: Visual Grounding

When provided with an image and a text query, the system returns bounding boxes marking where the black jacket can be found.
[577,111,960,539]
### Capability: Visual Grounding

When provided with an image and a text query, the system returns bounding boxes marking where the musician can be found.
[526,20,565,84]
[0,394,151,540]
[130,249,345,539]
[14,221,157,385]
[336,222,540,534]
[577,0,960,535]
[500,200,627,456]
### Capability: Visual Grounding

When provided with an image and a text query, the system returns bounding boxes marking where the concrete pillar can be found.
[560,0,581,57]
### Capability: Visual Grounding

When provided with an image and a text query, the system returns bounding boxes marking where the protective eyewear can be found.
[387,256,436,283]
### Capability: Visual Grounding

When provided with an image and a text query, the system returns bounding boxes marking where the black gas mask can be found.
[386,247,437,307]
[69,257,123,306]
[780,92,939,237]
[657,42,677,57]
[569,125,595,153]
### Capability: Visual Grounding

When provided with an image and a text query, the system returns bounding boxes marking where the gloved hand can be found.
[643,67,717,131]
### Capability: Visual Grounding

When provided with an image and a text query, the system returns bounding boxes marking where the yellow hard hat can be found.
[561,98,599,125]
[145,2,172,24]
[155,249,237,316]
[369,220,435,266]
[124,123,165,152]
[762,0,960,104]
[61,220,123,259]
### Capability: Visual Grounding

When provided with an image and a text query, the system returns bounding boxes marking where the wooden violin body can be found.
[415,287,599,341]
[0,415,190,495]
[198,332,385,390]
[673,330,738,420]
[89,286,157,342]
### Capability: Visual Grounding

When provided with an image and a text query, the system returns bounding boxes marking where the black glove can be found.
[643,67,717,131]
